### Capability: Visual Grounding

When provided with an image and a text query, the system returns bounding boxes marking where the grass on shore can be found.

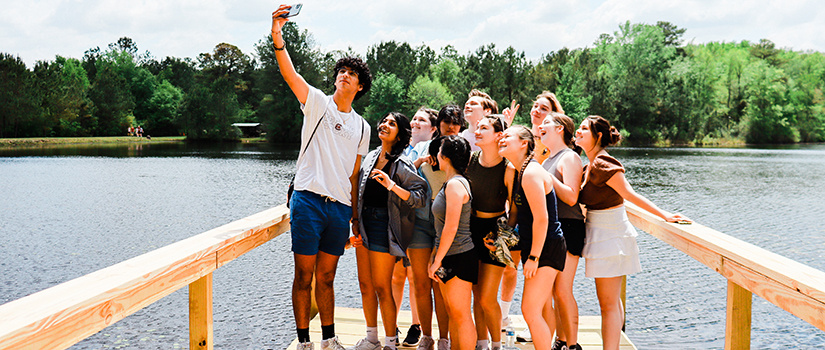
[0,136,186,148]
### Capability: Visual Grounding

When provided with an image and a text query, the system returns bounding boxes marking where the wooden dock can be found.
[287,307,636,349]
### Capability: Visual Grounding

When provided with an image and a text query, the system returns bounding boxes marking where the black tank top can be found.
[466,151,508,213]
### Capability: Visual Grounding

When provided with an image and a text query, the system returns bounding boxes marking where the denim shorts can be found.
[362,206,390,253]
[408,211,436,249]
[289,190,352,256]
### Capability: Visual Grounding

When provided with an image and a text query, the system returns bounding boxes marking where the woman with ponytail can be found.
[496,125,567,350]
[538,112,585,350]
[575,116,690,350]
[428,135,477,350]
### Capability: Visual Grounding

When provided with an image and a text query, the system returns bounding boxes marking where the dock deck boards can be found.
[288,307,636,349]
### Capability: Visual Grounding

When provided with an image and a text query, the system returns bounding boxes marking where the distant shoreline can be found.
[0,136,269,148]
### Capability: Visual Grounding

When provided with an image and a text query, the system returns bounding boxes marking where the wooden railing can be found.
[1,202,823,349]
[624,202,825,350]
[0,205,291,350]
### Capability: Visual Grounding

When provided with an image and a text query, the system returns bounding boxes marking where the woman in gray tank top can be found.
[428,135,477,350]
[537,112,586,350]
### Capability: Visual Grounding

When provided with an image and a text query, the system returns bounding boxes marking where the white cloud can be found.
[2,0,824,68]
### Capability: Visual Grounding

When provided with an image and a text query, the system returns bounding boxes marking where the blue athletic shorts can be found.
[289,190,352,256]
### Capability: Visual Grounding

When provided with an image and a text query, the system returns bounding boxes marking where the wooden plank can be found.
[0,205,291,349]
[625,202,825,331]
[189,273,214,350]
[725,280,752,350]
[287,308,636,350]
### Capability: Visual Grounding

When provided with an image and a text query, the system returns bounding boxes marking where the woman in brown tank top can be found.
[576,116,690,350]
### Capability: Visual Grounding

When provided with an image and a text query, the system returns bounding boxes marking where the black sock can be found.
[321,324,335,340]
[297,328,310,343]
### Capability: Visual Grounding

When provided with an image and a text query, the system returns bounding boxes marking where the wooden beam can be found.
[725,280,752,350]
[0,205,291,349]
[189,273,214,350]
[625,202,825,331]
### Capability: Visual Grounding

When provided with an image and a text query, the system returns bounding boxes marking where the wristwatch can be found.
[527,255,538,262]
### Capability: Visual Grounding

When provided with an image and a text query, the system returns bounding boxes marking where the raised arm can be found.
[271,5,310,104]
[605,171,690,223]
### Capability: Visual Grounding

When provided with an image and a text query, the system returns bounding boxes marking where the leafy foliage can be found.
[3,23,825,145]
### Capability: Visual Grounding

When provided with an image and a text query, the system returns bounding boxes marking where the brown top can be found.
[579,154,625,210]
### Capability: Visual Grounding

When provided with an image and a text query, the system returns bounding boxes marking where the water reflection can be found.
[1,143,823,349]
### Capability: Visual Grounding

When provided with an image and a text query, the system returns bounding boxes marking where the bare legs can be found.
[293,251,341,329]
[440,277,475,350]
[521,266,559,350]
[474,263,504,344]
[408,248,436,338]
[554,252,580,346]
[595,276,624,350]
[355,245,399,337]
[392,261,420,330]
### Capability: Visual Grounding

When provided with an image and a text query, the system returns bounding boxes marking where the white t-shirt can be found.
[295,87,370,205]
[461,129,481,152]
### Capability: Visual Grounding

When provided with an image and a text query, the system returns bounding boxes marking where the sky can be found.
[2,0,824,68]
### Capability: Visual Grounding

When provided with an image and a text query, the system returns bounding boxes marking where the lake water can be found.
[1,142,823,349]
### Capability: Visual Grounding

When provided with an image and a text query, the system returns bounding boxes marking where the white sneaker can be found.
[475,345,489,350]
[297,341,314,350]
[500,316,511,332]
[322,336,346,350]
[516,328,532,342]
[348,338,381,350]
[437,338,450,350]
[417,336,435,350]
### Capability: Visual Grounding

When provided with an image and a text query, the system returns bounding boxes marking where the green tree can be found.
[88,60,135,136]
[406,75,452,113]
[144,80,184,136]
[742,61,797,143]
[0,53,41,137]
[364,72,405,125]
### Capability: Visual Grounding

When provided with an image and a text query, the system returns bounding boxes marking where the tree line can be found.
[2,21,823,144]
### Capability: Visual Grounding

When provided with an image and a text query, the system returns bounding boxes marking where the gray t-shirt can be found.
[432,175,474,256]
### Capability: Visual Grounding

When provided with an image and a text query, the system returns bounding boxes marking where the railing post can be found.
[725,280,751,350]
[190,273,213,350]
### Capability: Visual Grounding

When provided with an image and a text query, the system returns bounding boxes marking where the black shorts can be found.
[559,218,585,257]
[441,249,479,284]
[521,235,567,272]
[470,215,506,267]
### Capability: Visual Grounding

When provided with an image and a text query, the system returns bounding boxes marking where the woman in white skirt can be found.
[575,115,690,350]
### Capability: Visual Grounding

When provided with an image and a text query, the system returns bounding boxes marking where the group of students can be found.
[271,5,689,350]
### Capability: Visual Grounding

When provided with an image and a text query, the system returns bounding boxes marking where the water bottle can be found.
[504,325,516,349]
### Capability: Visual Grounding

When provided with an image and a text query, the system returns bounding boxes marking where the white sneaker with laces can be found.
[348,338,381,350]
[437,338,450,350]
[417,336,435,350]
[516,328,532,342]
[322,336,346,350]
[297,341,314,350]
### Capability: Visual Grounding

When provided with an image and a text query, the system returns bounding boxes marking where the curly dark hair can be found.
[379,112,412,161]
[332,57,372,101]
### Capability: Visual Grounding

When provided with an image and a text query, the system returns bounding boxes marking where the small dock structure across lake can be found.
[0,203,823,349]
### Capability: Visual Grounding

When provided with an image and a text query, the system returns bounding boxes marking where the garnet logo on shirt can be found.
[335,123,343,131]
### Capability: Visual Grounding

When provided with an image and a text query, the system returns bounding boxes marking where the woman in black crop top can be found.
[576,115,690,350]
[465,115,516,348]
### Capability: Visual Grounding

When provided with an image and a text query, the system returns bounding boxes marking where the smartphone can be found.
[277,4,302,18]
[435,267,449,280]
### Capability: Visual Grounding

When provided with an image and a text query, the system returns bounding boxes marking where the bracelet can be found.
[351,218,359,223]
[273,43,285,51]
[387,182,395,191]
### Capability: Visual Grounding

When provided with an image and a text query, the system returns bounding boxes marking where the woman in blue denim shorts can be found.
[351,112,427,350]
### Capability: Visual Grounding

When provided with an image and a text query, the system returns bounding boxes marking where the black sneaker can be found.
[396,327,401,346]
[567,344,582,350]
[550,339,566,350]
[403,324,422,346]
